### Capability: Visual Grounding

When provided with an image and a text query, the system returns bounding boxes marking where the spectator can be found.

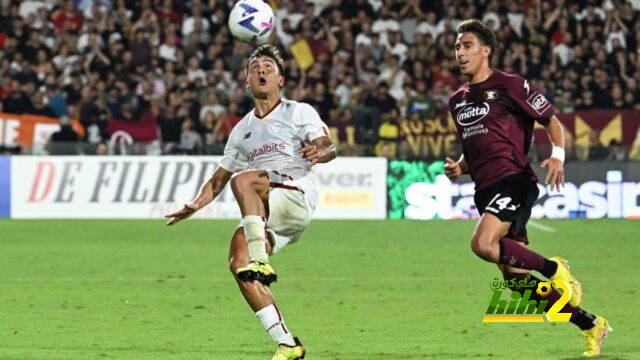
[553,90,575,113]
[371,6,399,48]
[159,31,179,63]
[95,142,108,156]
[415,12,440,41]
[201,110,222,146]
[181,1,210,37]
[130,29,152,66]
[51,0,84,33]
[199,91,225,121]
[378,54,406,101]
[29,91,57,117]
[186,55,206,83]
[406,80,438,119]
[607,140,626,162]
[375,109,399,158]
[46,116,79,155]
[587,130,608,160]
[44,83,69,117]
[304,82,334,120]
[179,119,202,154]
[364,82,396,116]
[79,86,109,144]
[610,82,628,109]
[3,79,32,114]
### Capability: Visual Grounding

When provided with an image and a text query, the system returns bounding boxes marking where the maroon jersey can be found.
[449,70,554,190]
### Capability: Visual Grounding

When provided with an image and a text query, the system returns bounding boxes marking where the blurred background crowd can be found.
[0,0,639,160]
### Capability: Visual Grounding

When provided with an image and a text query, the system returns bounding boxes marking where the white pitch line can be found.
[528,220,556,232]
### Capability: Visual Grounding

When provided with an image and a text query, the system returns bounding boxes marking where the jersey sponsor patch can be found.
[454,100,470,110]
[526,93,551,115]
[247,142,286,162]
[456,102,490,126]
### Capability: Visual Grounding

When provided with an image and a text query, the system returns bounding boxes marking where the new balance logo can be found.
[244,132,252,140]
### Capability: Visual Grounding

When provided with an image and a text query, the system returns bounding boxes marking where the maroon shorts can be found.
[474,172,539,244]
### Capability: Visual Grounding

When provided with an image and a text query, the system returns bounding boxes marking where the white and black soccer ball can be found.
[228,0,274,44]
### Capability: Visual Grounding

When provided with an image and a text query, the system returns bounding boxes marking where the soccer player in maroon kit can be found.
[445,19,611,357]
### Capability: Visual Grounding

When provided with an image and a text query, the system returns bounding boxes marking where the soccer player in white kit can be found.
[165,44,335,360]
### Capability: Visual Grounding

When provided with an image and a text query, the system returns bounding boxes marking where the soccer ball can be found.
[228,0,274,44]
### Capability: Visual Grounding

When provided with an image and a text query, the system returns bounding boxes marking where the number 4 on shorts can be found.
[487,194,518,212]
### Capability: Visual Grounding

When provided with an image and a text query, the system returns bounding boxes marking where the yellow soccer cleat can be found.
[581,316,612,357]
[236,261,277,285]
[549,256,583,307]
[271,337,305,360]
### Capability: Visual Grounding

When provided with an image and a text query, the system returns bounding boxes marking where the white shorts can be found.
[236,169,317,254]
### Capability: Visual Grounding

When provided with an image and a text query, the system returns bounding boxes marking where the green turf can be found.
[1,219,639,359]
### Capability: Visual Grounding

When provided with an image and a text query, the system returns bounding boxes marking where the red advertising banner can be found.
[534,109,640,146]
[400,109,640,159]
[0,112,84,147]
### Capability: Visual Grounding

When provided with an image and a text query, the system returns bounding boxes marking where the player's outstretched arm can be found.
[540,115,565,192]
[165,167,233,225]
[298,136,337,166]
[444,155,469,181]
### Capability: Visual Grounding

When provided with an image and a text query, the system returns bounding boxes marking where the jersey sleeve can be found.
[219,125,247,173]
[296,103,330,143]
[507,76,554,126]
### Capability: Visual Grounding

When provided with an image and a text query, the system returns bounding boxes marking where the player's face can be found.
[455,32,490,77]
[246,56,284,99]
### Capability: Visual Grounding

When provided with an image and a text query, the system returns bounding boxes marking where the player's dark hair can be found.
[248,44,285,76]
[457,19,497,65]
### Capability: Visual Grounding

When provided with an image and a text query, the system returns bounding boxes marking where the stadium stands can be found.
[0,0,638,159]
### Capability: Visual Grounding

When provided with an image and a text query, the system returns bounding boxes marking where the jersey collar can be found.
[253,99,283,119]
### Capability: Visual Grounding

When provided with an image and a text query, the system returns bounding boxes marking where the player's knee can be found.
[470,233,497,260]
[230,174,251,194]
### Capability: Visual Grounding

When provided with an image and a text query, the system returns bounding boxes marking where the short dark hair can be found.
[248,44,285,75]
[457,19,497,65]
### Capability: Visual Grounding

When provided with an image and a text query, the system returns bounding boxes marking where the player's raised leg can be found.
[229,228,305,359]
[230,170,278,285]
[471,213,582,306]
[500,265,612,357]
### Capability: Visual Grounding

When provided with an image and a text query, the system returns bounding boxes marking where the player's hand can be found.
[444,157,462,181]
[165,203,198,226]
[540,157,565,192]
[299,143,322,165]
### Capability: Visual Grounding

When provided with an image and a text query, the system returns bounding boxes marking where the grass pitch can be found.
[1,219,638,359]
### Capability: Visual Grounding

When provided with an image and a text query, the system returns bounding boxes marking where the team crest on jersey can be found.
[484,90,498,102]
[270,121,283,134]
[243,132,252,140]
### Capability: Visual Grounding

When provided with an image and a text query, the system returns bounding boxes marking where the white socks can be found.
[256,304,295,346]
[242,215,268,263]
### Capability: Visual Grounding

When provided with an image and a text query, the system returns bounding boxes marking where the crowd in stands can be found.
[0,0,638,160]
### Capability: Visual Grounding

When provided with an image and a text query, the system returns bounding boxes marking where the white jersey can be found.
[220,98,329,180]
